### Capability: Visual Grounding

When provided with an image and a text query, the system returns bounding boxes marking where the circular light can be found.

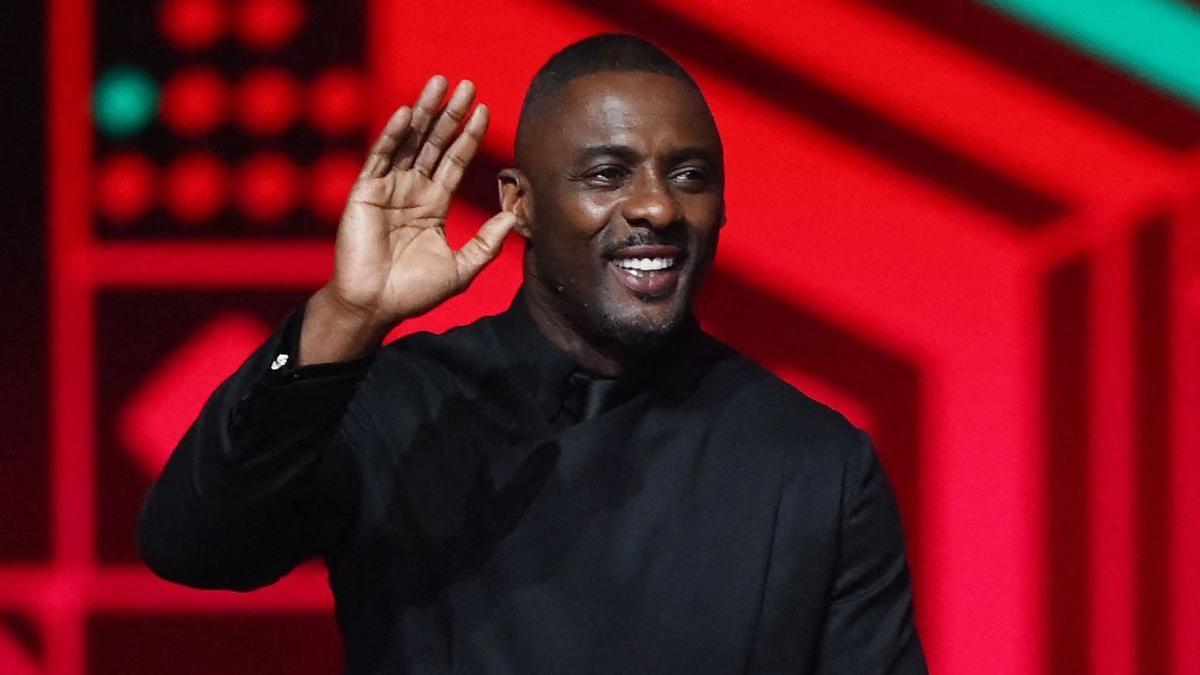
[94,66,159,138]
[96,152,157,223]
[164,152,227,223]
[160,67,227,136]
[237,152,299,223]
[158,0,225,51]
[308,68,365,136]
[234,0,305,51]
[307,152,361,222]
[235,68,301,136]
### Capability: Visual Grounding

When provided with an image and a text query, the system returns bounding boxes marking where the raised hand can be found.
[300,76,519,365]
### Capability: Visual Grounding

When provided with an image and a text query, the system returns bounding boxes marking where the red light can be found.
[235,68,301,136]
[160,67,227,136]
[119,314,271,476]
[164,152,227,223]
[308,68,365,136]
[95,152,157,223]
[307,152,360,222]
[158,0,225,51]
[237,152,300,223]
[233,0,305,50]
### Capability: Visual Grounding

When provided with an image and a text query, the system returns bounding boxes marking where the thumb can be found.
[454,211,520,285]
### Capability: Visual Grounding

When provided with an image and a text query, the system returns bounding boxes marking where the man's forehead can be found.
[558,71,706,118]
[547,72,718,149]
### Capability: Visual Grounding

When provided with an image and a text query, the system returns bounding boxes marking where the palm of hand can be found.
[337,171,456,322]
[327,76,518,328]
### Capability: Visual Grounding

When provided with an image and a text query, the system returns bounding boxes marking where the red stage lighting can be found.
[307,152,360,221]
[158,0,225,51]
[160,67,228,136]
[236,152,300,223]
[308,67,365,136]
[118,314,271,476]
[233,0,306,51]
[235,68,301,136]
[95,152,157,223]
[164,152,228,223]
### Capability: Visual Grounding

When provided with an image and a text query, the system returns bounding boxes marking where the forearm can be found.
[138,411,359,590]
[299,284,393,366]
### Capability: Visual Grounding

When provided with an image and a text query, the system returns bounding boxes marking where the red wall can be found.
[4,0,1199,673]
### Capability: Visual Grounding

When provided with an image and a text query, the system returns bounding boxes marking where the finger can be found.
[413,80,476,176]
[395,75,449,170]
[432,104,488,192]
[360,106,413,178]
[454,211,519,285]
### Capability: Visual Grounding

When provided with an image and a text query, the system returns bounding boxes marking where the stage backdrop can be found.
[4,0,1199,673]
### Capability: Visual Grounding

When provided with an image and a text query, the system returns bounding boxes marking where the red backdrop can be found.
[4,0,1198,673]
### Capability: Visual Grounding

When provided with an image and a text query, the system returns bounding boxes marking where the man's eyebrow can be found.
[573,144,720,167]
[665,146,717,165]
[576,144,641,163]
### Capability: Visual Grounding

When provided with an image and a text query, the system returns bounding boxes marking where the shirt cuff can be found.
[230,305,375,445]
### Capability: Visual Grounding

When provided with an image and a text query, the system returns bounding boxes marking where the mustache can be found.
[603,230,687,257]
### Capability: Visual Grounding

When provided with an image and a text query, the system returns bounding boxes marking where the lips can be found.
[607,245,684,298]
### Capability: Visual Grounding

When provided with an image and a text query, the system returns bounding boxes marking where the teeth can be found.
[613,257,675,271]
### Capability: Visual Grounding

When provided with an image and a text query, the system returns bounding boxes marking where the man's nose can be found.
[620,172,679,230]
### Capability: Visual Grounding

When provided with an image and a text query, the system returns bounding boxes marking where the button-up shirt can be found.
[139,289,926,674]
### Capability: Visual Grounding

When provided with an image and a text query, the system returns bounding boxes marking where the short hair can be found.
[515,34,705,164]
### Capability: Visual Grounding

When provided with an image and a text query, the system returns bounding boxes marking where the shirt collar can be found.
[490,288,583,421]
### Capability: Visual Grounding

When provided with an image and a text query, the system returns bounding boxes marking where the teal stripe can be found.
[982,0,1200,107]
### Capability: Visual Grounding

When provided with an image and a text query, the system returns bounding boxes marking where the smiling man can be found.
[139,34,926,674]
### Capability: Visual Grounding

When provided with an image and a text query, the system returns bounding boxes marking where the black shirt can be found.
[139,290,926,674]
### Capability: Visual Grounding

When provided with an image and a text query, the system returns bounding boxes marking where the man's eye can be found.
[671,168,709,186]
[586,166,628,182]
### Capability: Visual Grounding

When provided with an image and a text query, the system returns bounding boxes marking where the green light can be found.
[982,0,1200,107]
[94,66,159,138]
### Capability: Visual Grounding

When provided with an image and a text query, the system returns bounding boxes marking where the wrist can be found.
[298,286,394,365]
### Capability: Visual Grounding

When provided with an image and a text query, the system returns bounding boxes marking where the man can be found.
[139,34,926,673]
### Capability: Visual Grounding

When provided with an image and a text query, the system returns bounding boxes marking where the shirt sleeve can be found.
[137,302,371,591]
[815,430,928,674]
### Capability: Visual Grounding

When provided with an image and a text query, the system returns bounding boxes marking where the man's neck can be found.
[521,282,642,377]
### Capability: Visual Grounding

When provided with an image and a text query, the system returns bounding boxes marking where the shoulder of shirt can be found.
[698,332,863,449]
[366,313,503,381]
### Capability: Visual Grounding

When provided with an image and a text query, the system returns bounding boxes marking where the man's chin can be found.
[595,301,687,354]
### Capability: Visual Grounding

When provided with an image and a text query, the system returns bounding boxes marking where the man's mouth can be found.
[607,245,683,298]
[612,256,676,273]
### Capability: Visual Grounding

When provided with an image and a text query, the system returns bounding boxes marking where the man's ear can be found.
[497,168,532,238]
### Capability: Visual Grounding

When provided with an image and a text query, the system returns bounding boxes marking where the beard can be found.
[590,292,688,353]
